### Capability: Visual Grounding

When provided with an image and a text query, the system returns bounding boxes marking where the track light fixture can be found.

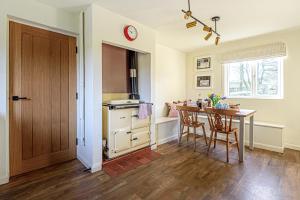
[182,0,221,45]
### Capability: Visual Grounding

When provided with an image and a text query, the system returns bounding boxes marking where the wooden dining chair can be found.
[205,107,240,162]
[176,105,208,151]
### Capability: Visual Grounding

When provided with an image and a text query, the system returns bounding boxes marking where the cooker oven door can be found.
[131,127,150,147]
[114,128,131,153]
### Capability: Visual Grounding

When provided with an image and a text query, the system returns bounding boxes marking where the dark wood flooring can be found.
[1,139,300,200]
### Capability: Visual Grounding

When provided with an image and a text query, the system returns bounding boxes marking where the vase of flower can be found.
[206,93,226,107]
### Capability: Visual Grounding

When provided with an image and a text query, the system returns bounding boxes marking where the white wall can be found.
[80,4,157,172]
[155,44,186,144]
[155,44,186,117]
[0,0,78,185]
[186,28,300,150]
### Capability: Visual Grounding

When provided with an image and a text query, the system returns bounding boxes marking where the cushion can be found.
[167,103,180,117]
[166,100,193,118]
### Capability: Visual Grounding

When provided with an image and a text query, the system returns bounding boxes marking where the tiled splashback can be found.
[102,93,129,102]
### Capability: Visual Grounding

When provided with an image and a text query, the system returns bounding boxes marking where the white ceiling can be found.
[38,0,300,52]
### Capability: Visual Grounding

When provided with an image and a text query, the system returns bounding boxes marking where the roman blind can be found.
[221,42,287,64]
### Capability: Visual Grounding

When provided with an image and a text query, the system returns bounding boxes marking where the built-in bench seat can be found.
[155,117,178,124]
[155,116,285,153]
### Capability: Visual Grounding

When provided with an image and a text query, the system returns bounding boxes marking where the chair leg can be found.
[194,127,197,152]
[226,134,229,163]
[207,130,214,153]
[202,125,208,145]
[214,132,218,148]
[234,131,240,154]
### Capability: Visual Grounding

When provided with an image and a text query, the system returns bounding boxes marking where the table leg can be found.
[249,115,254,150]
[178,122,183,145]
[239,117,245,162]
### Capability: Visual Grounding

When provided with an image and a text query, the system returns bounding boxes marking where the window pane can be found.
[256,59,280,96]
[228,62,253,97]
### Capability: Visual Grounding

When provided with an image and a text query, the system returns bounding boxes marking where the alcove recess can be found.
[102,43,151,103]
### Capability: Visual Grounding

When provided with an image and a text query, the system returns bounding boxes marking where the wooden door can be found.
[9,21,77,176]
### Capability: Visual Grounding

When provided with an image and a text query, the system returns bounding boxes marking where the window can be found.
[224,58,283,99]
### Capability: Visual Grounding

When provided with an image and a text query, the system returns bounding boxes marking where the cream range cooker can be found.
[102,100,151,159]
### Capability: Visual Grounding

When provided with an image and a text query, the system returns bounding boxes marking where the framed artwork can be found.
[195,74,213,89]
[194,56,212,71]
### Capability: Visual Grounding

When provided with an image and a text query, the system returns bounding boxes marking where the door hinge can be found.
[76,92,79,100]
[76,46,78,54]
[76,138,78,146]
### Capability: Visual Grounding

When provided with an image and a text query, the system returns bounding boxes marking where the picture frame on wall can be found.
[195,74,213,89]
[194,56,212,71]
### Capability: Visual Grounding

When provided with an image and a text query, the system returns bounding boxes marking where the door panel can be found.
[32,35,52,157]
[131,128,150,147]
[21,33,33,160]
[9,21,77,176]
[50,38,62,153]
[60,40,70,151]
[114,130,131,153]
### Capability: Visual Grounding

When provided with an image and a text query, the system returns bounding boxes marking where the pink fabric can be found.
[167,100,194,118]
[168,103,179,117]
[138,103,152,119]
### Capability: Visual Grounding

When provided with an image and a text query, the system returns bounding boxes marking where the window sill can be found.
[226,96,284,100]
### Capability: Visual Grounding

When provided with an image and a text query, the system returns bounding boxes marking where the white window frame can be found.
[224,57,284,99]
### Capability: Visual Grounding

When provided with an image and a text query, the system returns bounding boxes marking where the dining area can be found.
[175,94,256,163]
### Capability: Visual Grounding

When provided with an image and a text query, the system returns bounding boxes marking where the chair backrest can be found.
[205,107,238,132]
[176,105,202,126]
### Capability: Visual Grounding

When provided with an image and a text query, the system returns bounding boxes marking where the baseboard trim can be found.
[285,143,300,151]
[158,134,177,145]
[244,141,284,153]
[0,176,9,185]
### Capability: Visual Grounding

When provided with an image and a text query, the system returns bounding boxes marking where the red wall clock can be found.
[124,25,138,41]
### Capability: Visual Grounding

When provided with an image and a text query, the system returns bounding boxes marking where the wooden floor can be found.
[1,139,300,200]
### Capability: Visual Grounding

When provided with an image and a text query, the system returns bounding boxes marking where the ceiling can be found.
[38,0,300,52]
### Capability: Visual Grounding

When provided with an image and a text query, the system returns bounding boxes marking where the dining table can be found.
[185,106,256,162]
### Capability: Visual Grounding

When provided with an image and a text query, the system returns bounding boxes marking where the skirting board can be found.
[0,176,9,185]
[158,134,178,145]
[285,143,300,151]
[157,134,284,153]
[244,141,284,153]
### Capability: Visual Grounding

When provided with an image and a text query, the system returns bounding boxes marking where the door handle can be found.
[12,96,31,101]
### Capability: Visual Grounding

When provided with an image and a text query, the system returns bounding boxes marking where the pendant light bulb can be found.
[204,32,212,41]
[215,36,220,45]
